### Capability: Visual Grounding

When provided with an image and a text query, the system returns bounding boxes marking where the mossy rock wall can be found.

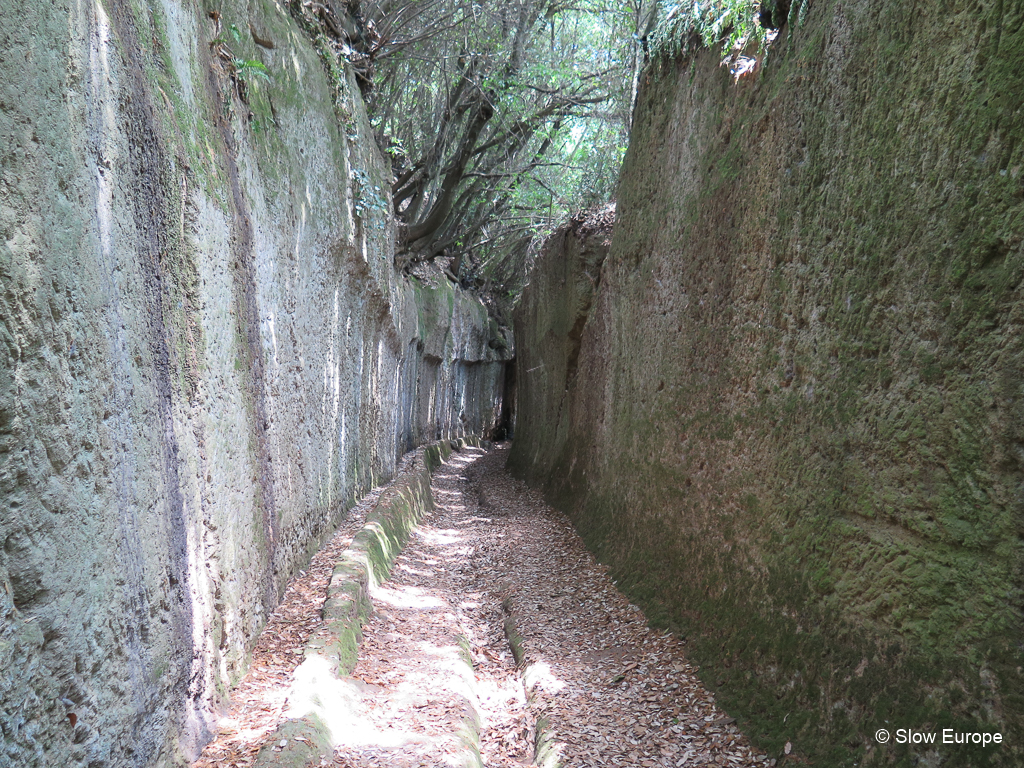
[0,1,509,766]
[510,2,1024,766]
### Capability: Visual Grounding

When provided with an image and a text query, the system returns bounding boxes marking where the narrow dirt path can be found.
[329,445,770,768]
[195,445,772,768]
[324,446,532,768]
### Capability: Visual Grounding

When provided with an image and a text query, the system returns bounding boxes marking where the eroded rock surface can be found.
[0,2,508,766]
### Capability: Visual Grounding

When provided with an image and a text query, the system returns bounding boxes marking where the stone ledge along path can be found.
[194,445,772,768]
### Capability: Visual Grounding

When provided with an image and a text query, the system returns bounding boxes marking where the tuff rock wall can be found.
[0,1,509,766]
[510,2,1024,766]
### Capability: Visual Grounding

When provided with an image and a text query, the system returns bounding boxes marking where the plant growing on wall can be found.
[351,167,390,239]
[208,14,272,104]
[649,0,807,60]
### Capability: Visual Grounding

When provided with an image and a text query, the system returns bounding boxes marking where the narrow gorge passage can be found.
[196,447,772,768]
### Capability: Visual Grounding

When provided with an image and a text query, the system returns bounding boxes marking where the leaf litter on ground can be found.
[193,446,774,768]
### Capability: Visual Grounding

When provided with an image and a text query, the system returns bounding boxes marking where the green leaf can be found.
[234,59,270,82]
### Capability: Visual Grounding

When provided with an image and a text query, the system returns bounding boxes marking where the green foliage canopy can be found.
[363,0,650,299]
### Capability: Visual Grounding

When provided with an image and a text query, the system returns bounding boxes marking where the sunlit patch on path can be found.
[191,456,415,768]
[326,447,531,768]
